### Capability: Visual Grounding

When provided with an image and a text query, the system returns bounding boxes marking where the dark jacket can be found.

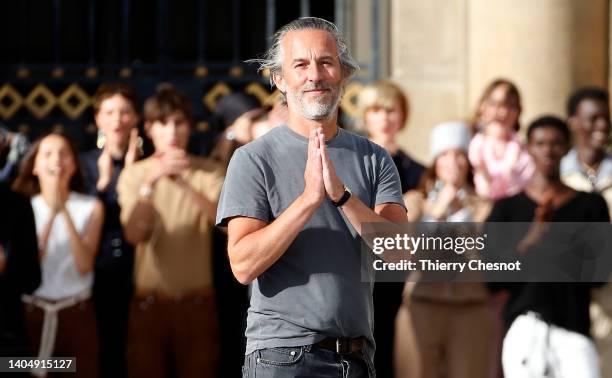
[0,184,40,355]
[80,149,134,297]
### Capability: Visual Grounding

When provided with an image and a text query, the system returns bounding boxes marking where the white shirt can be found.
[31,192,97,300]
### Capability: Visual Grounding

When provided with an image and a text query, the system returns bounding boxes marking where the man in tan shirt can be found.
[117,85,224,378]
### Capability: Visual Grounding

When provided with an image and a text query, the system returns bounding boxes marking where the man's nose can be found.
[542,144,554,156]
[165,122,178,136]
[307,63,322,82]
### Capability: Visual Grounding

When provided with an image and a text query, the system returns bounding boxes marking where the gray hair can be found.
[247,17,359,87]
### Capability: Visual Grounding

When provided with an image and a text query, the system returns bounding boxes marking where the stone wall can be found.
[389,0,608,164]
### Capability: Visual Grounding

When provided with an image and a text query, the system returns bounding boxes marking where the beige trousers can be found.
[394,298,494,378]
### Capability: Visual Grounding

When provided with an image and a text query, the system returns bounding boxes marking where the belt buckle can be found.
[336,337,351,354]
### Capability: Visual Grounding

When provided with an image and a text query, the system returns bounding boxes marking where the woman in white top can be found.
[13,133,104,378]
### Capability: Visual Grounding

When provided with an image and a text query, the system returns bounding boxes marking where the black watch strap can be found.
[331,186,351,207]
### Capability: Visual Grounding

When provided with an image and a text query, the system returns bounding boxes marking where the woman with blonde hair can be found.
[357,80,426,376]
[357,80,425,193]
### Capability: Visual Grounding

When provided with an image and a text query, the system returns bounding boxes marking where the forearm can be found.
[61,209,95,275]
[38,214,57,254]
[180,181,218,222]
[96,177,111,192]
[339,196,404,236]
[229,194,318,284]
[339,196,408,263]
[123,198,157,244]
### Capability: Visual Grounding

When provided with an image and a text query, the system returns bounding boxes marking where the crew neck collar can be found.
[280,125,343,145]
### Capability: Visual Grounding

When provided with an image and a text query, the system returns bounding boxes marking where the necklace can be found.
[579,160,600,189]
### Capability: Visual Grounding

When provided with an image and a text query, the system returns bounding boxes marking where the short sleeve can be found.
[215,147,272,227]
[374,148,405,209]
[200,160,226,202]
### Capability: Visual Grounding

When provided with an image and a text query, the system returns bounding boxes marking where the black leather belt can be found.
[315,337,364,355]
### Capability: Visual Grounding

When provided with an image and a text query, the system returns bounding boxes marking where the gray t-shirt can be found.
[216,125,404,362]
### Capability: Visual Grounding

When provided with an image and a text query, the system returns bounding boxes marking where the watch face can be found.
[139,185,153,198]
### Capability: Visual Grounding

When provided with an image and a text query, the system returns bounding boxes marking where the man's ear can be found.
[339,76,350,98]
[272,73,285,93]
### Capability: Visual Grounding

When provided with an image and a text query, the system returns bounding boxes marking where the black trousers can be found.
[93,278,132,378]
[212,229,249,378]
[373,281,404,378]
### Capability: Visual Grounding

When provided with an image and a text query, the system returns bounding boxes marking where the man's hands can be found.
[318,130,345,202]
[139,149,216,221]
[144,148,190,187]
[302,128,326,206]
[125,128,141,166]
[302,127,345,208]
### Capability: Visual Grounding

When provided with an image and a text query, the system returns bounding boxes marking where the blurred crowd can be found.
[0,77,611,378]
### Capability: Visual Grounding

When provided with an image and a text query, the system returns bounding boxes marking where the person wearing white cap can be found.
[394,121,494,378]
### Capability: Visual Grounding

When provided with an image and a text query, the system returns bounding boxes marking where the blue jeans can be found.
[242,344,375,377]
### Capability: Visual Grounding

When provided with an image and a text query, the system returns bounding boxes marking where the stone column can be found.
[390,0,469,163]
[468,0,608,127]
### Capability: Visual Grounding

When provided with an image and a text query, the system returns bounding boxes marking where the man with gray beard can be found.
[216,17,407,377]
